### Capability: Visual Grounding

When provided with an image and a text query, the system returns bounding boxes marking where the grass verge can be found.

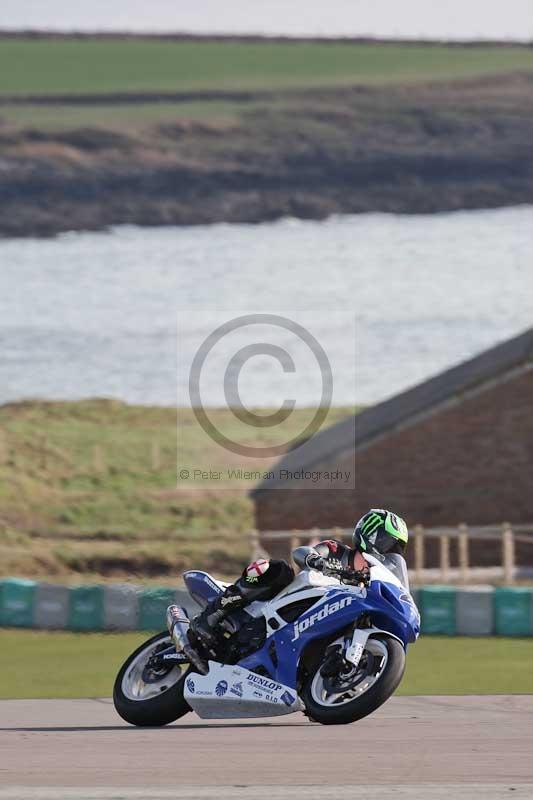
[1,39,532,97]
[1,630,532,699]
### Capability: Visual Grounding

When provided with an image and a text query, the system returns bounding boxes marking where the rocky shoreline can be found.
[1,74,532,238]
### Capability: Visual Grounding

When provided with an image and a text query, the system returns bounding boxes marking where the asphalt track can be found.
[1,696,532,800]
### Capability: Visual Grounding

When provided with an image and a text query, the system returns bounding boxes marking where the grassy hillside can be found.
[1,38,532,96]
[0,99,247,130]
[0,400,355,581]
[1,37,532,236]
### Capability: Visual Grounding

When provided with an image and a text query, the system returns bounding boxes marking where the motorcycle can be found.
[113,552,420,726]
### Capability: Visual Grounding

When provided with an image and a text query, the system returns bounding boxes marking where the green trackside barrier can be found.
[419,586,457,635]
[493,587,532,636]
[68,585,105,631]
[1,580,531,637]
[0,578,36,627]
[138,587,176,631]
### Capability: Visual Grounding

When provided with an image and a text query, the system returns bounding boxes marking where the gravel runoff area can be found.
[0,695,532,799]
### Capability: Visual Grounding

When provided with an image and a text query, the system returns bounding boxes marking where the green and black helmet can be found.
[353,509,409,558]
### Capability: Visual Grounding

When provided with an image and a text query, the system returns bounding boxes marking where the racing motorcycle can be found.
[113,552,420,726]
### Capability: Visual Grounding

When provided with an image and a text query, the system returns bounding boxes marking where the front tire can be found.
[302,634,405,725]
[113,631,191,727]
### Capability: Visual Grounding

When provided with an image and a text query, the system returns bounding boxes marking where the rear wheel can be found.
[302,634,405,725]
[113,631,191,727]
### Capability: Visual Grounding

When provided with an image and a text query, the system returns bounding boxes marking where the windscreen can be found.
[381,553,410,590]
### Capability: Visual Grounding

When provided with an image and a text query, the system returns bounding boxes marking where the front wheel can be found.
[113,631,191,726]
[301,634,405,725]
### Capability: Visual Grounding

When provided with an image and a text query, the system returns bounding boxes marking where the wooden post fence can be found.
[254,520,526,585]
[439,534,450,582]
[502,522,515,585]
[458,523,470,584]
[414,525,425,583]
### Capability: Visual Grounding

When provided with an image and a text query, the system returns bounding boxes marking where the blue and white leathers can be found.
[182,553,420,718]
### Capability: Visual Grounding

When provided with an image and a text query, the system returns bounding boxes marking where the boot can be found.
[189,591,244,650]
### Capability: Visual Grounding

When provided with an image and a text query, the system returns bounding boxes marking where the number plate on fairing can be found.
[183,662,301,719]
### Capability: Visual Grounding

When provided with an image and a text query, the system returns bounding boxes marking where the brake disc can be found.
[323,652,372,694]
[142,643,176,684]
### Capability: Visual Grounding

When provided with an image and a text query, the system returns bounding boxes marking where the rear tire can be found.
[113,631,191,727]
[302,634,405,725]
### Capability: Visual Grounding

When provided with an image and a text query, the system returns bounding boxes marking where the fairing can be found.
[238,558,419,690]
[183,570,225,608]
[379,554,411,590]
[183,559,420,697]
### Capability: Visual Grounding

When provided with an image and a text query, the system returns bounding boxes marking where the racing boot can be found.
[189,590,245,651]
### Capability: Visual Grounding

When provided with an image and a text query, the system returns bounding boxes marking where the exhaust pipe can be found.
[166,605,209,675]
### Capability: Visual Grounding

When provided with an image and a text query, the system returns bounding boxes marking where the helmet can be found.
[353,509,408,558]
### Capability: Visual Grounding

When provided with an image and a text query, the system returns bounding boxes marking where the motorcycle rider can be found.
[183,509,408,666]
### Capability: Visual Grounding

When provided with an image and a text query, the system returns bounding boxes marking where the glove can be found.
[305,553,326,571]
[340,568,371,588]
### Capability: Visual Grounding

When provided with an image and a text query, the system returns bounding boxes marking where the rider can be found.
[186,508,408,658]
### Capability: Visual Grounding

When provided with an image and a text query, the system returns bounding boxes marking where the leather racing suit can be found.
[189,539,369,653]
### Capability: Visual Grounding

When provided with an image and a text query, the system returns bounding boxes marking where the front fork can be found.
[344,628,373,670]
[344,621,404,669]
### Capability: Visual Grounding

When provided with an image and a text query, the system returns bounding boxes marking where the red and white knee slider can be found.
[246,558,270,578]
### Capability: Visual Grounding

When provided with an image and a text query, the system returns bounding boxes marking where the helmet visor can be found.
[368,528,407,556]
